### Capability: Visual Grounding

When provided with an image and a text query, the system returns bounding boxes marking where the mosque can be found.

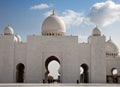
[0,11,120,83]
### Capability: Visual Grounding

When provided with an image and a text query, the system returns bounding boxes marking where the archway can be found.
[16,63,25,83]
[107,68,119,83]
[111,68,118,83]
[44,56,60,83]
[80,63,89,83]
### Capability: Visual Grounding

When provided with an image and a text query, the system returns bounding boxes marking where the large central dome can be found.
[41,11,66,36]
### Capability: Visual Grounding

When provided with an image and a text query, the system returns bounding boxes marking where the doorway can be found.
[44,56,60,83]
[16,63,25,83]
[80,63,89,83]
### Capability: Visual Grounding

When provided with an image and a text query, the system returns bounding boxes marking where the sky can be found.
[0,0,120,49]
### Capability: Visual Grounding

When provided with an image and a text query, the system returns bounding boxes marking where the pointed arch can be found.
[80,63,89,83]
[16,63,25,83]
[44,56,60,83]
[45,56,60,69]
[111,68,118,83]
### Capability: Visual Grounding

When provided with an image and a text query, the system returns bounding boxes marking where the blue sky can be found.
[0,0,120,49]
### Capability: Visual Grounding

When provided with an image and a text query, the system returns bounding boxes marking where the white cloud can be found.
[44,10,84,29]
[85,0,120,27]
[43,10,53,17]
[60,10,84,28]
[30,3,51,10]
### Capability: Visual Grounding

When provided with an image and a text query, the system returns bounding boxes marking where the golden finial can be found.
[109,36,112,41]
[96,25,97,28]
[51,10,55,16]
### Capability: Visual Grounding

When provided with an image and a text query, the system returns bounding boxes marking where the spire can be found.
[95,25,98,28]
[109,36,112,41]
[51,10,56,16]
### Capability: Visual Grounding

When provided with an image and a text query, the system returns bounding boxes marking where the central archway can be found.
[44,56,60,83]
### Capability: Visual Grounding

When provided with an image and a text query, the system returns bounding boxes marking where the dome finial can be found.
[7,25,10,27]
[92,26,101,36]
[95,25,98,28]
[51,10,55,16]
[109,36,112,41]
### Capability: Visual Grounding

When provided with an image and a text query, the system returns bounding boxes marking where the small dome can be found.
[15,34,21,42]
[92,26,101,36]
[14,36,18,42]
[106,37,119,56]
[42,11,66,36]
[4,25,14,35]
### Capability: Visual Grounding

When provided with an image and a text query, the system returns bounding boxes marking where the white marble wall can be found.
[0,34,120,83]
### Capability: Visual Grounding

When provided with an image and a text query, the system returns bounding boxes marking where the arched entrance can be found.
[16,63,25,83]
[44,56,60,83]
[112,68,118,83]
[80,63,89,83]
[107,68,119,83]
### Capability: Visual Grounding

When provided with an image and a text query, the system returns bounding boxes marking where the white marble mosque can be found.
[0,11,120,84]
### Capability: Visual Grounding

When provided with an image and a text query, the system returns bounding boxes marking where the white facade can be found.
[0,11,120,83]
